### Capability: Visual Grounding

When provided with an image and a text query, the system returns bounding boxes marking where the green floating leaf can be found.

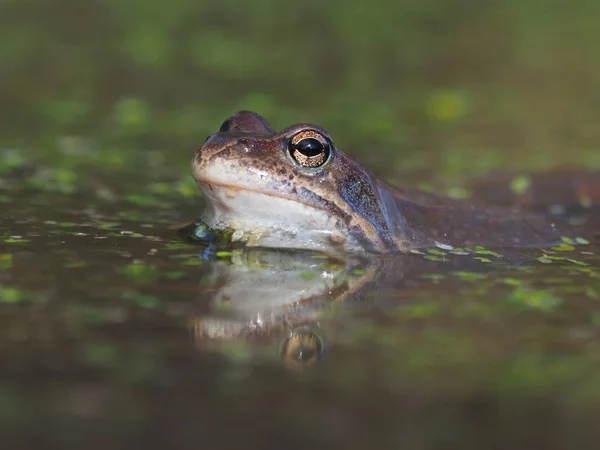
[300,271,316,280]
[424,255,445,262]
[510,175,532,195]
[551,245,576,252]
[506,287,561,311]
[501,278,523,286]
[452,271,487,281]
[126,193,160,206]
[405,302,439,318]
[122,263,158,283]
[473,246,503,258]
[0,288,22,304]
[181,258,202,266]
[427,248,446,256]
[474,257,492,263]
[114,96,150,127]
[538,254,588,266]
[0,254,13,270]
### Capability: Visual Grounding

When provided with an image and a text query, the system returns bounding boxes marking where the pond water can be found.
[2,165,600,449]
[2,0,600,449]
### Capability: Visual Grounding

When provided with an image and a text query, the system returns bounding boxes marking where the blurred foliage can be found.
[1,0,600,181]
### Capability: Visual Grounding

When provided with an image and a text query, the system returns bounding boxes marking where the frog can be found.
[192,111,598,255]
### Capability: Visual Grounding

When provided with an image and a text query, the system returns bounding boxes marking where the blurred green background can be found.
[2,0,600,183]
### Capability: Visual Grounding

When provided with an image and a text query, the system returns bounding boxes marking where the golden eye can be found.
[288,130,331,168]
[280,329,325,369]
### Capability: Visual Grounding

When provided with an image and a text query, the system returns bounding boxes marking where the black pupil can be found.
[295,138,325,157]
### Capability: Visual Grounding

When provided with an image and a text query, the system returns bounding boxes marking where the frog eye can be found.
[288,130,331,168]
[280,329,325,369]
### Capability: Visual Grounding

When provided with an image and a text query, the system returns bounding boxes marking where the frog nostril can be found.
[219,117,232,132]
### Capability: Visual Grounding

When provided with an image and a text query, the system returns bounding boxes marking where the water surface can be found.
[3,0,600,448]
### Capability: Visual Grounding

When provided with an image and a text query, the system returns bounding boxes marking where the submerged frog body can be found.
[192,111,593,254]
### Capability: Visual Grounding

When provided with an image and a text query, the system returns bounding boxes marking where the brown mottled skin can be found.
[193,111,598,253]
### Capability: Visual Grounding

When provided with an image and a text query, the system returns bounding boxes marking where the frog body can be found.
[192,111,595,255]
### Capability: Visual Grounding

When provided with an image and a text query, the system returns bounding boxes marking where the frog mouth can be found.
[195,178,350,252]
[196,177,333,217]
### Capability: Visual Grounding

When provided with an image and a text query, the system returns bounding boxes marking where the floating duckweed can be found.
[0,254,13,269]
[3,238,30,244]
[425,90,468,122]
[164,242,191,251]
[96,222,121,230]
[576,237,590,245]
[506,287,561,311]
[0,288,22,304]
[123,263,158,283]
[502,278,523,286]
[126,193,160,206]
[177,178,197,198]
[54,168,77,188]
[452,271,487,281]
[561,236,575,244]
[424,255,445,262]
[537,254,588,266]
[473,246,503,258]
[115,97,149,127]
[215,251,236,258]
[352,269,366,276]
[551,244,576,252]
[474,257,492,263]
[300,271,316,280]
[58,222,77,228]
[404,302,440,318]
[510,174,532,195]
[427,248,447,256]
[181,258,202,266]
[164,271,187,279]
[446,186,470,199]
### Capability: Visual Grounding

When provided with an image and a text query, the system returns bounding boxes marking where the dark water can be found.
[3,0,600,448]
